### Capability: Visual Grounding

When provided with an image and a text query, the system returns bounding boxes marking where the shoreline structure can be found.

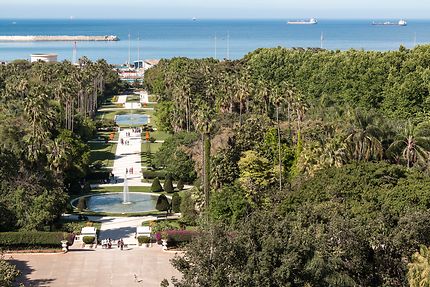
[0,35,119,41]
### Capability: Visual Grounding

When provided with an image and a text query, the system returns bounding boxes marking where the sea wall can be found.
[0,35,119,41]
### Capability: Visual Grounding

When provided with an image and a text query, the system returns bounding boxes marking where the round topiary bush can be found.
[82,236,95,244]
[172,192,181,213]
[164,175,174,193]
[151,177,163,192]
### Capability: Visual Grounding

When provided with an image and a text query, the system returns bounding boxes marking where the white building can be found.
[30,53,58,63]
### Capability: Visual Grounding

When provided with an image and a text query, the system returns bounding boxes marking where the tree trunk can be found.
[277,106,282,192]
[203,132,211,211]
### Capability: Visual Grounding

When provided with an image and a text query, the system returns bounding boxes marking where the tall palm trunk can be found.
[203,132,211,210]
[277,105,282,192]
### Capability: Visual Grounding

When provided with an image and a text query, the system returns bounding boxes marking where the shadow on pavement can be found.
[9,258,56,287]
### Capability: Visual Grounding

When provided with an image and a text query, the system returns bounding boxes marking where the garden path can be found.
[111,128,142,186]
[115,94,128,104]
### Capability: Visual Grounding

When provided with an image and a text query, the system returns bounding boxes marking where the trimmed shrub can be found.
[77,197,87,211]
[151,177,163,192]
[161,230,196,247]
[172,193,181,213]
[82,236,95,244]
[180,191,198,225]
[137,236,151,245]
[142,170,167,180]
[176,179,185,191]
[0,232,73,249]
[164,175,174,193]
[156,194,171,214]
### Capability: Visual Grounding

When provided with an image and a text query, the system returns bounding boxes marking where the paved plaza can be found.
[9,248,181,287]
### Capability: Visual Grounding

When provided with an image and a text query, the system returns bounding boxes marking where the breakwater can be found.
[0,35,119,41]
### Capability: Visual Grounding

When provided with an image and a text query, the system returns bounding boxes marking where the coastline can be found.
[0,35,119,41]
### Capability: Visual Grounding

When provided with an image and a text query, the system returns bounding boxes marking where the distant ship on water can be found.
[288,18,318,25]
[372,19,407,26]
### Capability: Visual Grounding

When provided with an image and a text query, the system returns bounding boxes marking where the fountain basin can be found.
[71,193,161,214]
[115,114,149,126]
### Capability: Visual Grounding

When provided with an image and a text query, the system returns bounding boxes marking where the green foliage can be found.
[209,184,249,226]
[180,191,198,225]
[151,177,163,192]
[238,150,276,205]
[171,193,181,213]
[156,194,171,214]
[0,59,123,232]
[142,170,167,180]
[82,236,95,244]
[176,179,184,191]
[164,174,174,193]
[137,236,151,245]
[0,232,72,249]
[153,132,198,183]
[0,254,20,287]
[408,245,430,287]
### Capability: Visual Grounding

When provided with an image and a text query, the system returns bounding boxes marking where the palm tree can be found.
[344,110,383,162]
[192,102,216,212]
[269,83,290,192]
[387,120,430,169]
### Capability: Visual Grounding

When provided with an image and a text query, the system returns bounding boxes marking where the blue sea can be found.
[0,19,430,64]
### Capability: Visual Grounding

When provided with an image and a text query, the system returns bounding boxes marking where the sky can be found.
[1,0,430,19]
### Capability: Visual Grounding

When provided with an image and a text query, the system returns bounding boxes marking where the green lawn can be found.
[127,94,140,102]
[88,142,117,167]
[151,130,171,141]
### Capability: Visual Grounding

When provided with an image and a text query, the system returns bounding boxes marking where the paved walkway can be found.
[116,95,128,104]
[99,216,153,246]
[112,128,142,186]
[99,107,155,112]
[9,248,182,287]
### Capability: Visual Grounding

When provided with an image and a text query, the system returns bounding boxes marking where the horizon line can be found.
[2,17,430,20]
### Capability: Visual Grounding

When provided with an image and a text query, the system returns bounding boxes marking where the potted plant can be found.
[61,240,69,253]
[161,232,168,250]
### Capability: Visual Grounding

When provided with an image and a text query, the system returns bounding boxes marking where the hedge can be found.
[0,232,74,249]
[142,170,167,180]
[137,236,151,244]
[156,230,196,247]
[83,236,95,244]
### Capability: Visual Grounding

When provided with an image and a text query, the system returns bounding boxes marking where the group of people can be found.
[120,138,130,145]
[101,238,125,250]
[125,167,134,174]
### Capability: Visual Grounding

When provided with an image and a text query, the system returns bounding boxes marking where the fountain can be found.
[123,173,131,204]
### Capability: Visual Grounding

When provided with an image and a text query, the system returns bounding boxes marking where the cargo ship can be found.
[372,19,407,26]
[288,18,318,25]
